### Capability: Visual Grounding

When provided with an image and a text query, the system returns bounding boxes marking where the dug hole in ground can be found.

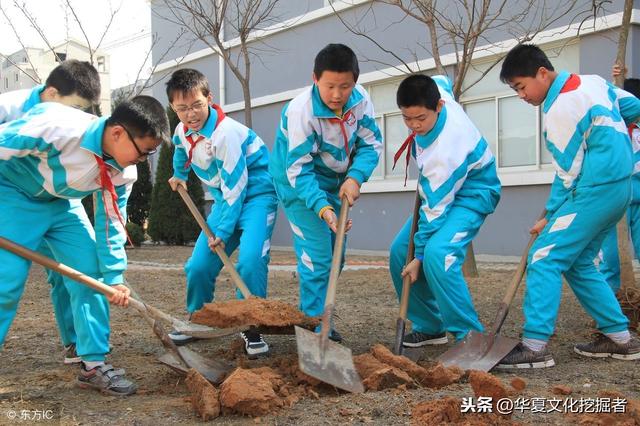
[0,246,638,424]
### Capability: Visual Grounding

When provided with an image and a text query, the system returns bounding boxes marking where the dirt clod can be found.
[192,297,319,329]
[552,385,572,395]
[219,368,283,416]
[411,397,462,424]
[468,370,510,415]
[354,353,414,391]
[421,363,465,389]
[510,377,527,392]
[185,369,220,420]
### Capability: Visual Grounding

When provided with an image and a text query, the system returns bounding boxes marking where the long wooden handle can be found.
[0,236,151,314]
[320,197,350,342]
[398,188,422,320]
[488,209,546,335]
[176,185,252,299]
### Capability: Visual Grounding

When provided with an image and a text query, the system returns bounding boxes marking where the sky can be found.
[0,0,152,89]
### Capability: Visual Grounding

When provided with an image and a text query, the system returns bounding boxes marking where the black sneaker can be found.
[574,333,640,360]
[402,331,448,348]
[77,363,137,396]
[496,343,555,369]
[63,344,81,365]
[168,330,200,346]
[240,329,269,358]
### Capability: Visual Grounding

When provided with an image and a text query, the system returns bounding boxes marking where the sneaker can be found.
[496,343,556,369]
[240,329,269,357]
[574,333,640,360]
[402,331,448,348]
[314,325,343,343]
[77,363,137,396]
[63,344,81,365]
[168,330,200,346]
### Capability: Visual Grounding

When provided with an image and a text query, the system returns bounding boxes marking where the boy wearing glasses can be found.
[0,60,102,366]
[0,95,170,395]
[165,68,277,357]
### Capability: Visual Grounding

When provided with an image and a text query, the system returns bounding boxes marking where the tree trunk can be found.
[462,243,479,278]
[614,0,636,292]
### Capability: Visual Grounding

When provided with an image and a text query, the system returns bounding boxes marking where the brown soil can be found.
[469,370,511,415]
[618,287,640,330]
[510,377,527,392]
[551,384,573,395]
[354,353,414,391]
[570,390,640,425]
[2,246,639,425]
[219,368,283,416]
[410,397,516,425]
[192,297,320,330]
[185,368,220,420]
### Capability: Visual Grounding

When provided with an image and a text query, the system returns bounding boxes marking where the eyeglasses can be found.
[173,101,208,114]
[118,123,157,158]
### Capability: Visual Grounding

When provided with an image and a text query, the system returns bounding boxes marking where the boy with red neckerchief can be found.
[165,69,277,358]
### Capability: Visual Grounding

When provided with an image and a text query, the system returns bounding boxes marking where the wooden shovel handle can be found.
[319,196,350,340]
[398,187,422,319]
[488,209,546,335]
[176,185,252,299]
[0,236,149,314]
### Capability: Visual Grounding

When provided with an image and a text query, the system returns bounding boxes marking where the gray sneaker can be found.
[574,333,640,360]
[168,330,200,346]
[77,363,137,396]
[496,343,555,369]
[63,344,81,365]
[402,331,448,348]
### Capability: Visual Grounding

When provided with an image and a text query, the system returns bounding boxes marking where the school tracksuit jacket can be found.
[389,75,501,341]
[269,84,382,317]
[0,102,135,361]
[521,71,640,342]
[172,105,277,313]
[0,85,83,350]
[599,122,640,292]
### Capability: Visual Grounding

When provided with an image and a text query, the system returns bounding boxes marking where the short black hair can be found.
[45,60,100,103]
[624,78,640,99]
[500,44,554,83]
[107,95,170,146]
[396,74,441,110]
[313,43,359,81]
[165,68,210,103]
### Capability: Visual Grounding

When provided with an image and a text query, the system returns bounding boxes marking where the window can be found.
[97,56,106,72]
[4,77,8,89]
[14,73,19,82]
[54,52,67,63]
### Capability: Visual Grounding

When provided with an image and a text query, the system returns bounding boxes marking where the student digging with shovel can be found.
[389,74,501,349]
[165,69,278,357]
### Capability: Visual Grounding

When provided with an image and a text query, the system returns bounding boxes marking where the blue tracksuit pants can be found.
[597,202,640,293]
[185,194,277,313]
[0,180,110,361]
[523,180,630,341]
[390,205,485,341]
[274,184,346,317]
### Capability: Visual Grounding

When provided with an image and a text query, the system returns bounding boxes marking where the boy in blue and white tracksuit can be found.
[0,96,169,394]
[269,44,382,340]
[498,44,640,369]
[598,76,640,292]
[165,69,277,356]
[389,75,500,347]
[0,60,101,364]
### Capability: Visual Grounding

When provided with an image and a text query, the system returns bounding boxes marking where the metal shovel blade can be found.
[157,347,232,385]
[294,326,364,393]
[437,330,519,372]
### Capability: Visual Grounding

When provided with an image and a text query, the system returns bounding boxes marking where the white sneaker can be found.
[240,329,269,358]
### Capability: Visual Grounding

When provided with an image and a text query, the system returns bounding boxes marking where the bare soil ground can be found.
[1,246,639,425]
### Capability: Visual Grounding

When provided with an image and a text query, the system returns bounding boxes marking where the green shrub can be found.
[125,222,145,247]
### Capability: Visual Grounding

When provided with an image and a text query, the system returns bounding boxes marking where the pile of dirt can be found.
[570,390,640,425]
[410,397,516,425]
[191,297,320,330]
[185,369,220,420]
[468,370,511,415]
[354,344,463,391]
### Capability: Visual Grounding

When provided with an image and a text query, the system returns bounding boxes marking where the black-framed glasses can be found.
[118,123,157,158]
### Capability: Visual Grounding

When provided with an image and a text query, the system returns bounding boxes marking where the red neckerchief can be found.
[392,131,417,187]
[94,155,132,248]
[328,110,354,155]
[629,123,638,139]
[560,74,581,93]
[183,104,227,170]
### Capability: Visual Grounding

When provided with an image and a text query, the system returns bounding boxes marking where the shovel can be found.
[393,188,422,359]
[295,196,364,393]
[0,236,232,384]
[436,212,544,371]
[177,185,314,336]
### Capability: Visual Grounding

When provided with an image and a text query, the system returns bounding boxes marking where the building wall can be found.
[150,0,640,256]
